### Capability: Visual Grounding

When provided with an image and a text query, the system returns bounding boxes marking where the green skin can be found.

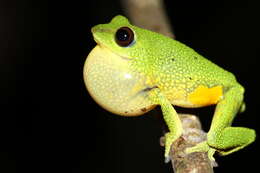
[83,15,256,162]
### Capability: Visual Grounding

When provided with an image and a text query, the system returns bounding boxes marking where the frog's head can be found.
[83,16,155,117]
[91,15,149,59]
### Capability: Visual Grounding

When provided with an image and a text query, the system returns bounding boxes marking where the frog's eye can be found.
[115,27,135,47]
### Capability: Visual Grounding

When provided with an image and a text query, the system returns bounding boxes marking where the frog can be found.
[83,15,255,162]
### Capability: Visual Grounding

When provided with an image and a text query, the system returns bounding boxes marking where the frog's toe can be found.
[164,132,180,160]
[185,141,217,162]
[207,147,216,162]
[164,155,171,163]
[185,141,209,153]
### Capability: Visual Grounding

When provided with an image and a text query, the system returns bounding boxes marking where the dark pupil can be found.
[116,29,129,41]
[115,27,134,47]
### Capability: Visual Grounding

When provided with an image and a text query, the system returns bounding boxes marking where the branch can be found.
[120,0,215,172]
[161,114,217,173]
[121,0,174,38]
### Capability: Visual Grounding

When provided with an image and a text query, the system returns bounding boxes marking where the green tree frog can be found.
[83,15,255,162]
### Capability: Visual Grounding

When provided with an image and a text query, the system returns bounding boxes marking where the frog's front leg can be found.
[148,88,183,161]
[186,85,256,161]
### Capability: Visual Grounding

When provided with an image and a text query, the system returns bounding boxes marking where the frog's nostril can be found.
[91,26,97,33]
[91,25,111,34]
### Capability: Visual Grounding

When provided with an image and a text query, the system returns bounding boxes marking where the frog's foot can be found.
[185,141,216,162]
[164,132,182,163]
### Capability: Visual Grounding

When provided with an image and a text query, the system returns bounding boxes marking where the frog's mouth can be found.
[83,45,155,116]
[95,41,133,61]
[92,28,134,61]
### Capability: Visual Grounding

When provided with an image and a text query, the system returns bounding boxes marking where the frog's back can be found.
[146,34,239,107]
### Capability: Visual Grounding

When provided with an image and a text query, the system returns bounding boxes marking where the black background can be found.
[0,0,259,172]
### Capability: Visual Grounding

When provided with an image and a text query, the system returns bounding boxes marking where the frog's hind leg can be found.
[186,85,256,160]
[207,85,255,156]
[213,126,255,155]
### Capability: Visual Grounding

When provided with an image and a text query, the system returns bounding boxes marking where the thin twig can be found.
[120,0,215,172]
[121,0,174,38]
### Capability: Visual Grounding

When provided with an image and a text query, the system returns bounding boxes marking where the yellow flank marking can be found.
[188,85,223,106]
